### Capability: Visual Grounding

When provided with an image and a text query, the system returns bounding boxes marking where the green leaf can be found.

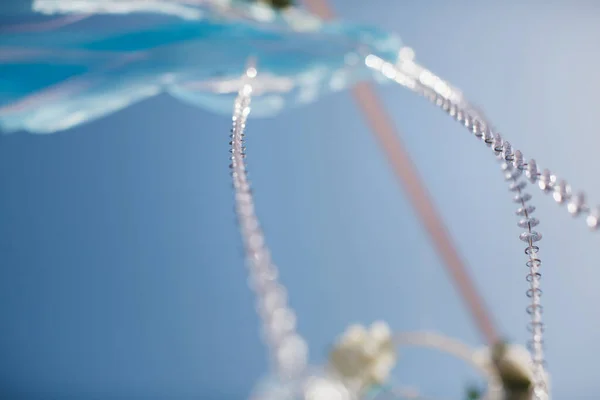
[465,384,483,400]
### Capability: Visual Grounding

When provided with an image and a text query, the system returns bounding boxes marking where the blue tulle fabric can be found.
[0,0,402,133]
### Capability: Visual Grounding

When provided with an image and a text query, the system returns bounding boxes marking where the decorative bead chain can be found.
[366,53,599,232]
[229,63,308,380]
[499,156,547,399]
[365,54,552,399]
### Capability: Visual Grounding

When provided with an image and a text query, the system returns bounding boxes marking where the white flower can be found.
[329,321,397,392]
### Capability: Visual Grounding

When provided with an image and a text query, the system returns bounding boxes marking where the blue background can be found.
[1,1,600,398]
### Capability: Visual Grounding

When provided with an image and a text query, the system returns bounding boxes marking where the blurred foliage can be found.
[465,383,483,400]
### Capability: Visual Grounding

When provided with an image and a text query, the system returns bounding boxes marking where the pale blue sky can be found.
[1,1,600,399]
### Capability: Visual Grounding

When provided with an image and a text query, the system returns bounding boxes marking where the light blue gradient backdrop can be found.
[1,1,599,399]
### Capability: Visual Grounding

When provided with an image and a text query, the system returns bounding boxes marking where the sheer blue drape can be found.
[0,0,402,133]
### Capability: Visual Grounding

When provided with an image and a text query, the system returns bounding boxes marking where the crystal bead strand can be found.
[439,95,549,400]
[229,63,308,380]
[365,54,551,398]
[366,54,599,233]
[500,154,547,400]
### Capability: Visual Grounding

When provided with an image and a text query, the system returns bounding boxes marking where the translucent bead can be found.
[500,162,511,172]
[238,202,256,218]
[448,104,457,117]
[567,192,585,216]
[493,133,503,154]
[519,231,542,243]
[516,205,536,216]
[455,110,464,122]
[513,193,532,203]
[442,99,451,112]
[502,141,514,161]
[509,181,527,192]
[250,248,271,262]
[538,170,555,193]
[505,169,522,181]
[471,119,482,137]
[552,180,571,204]
[249,268,279,293]
[248,232,266,250]
[236,191,253,204]
[266,307,298,343]
[526,159,539,183]
[586,207,600,230]
[249,369,355,400]
[259,285,288,316]
[243,217,261,233]
[518,217,540,228]
[277,334,309,377]
[464,114,473,128]
[513,150,524,169]
[482,127,494,146]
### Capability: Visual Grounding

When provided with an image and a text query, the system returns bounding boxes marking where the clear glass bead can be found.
[513,150,524,169]
[519,231,542,243]
[258,285,288,316]
[538,170,555,193]
[505,169,522,180]
[265,308,298,343]
[509,181,527,192]
[249,266,279,292]
[238,202,257,218]
[248,232,267,250]
[513,193,532,203]
[518,217,540,228]
[276,334,309,376]
[442,99,451,112]
[464,115,473,127]
[243,217,261,233]
[448,104,457,117]
[483,128,494,145]
[567,192,585,216]
[471,119,482,136]
[236,191,253,204]
[526,159,539,183]
[552,181,571,204]
[493,133,503,154]
[502,141,514,161]
[516,205,536,216]
[587,208,600,230]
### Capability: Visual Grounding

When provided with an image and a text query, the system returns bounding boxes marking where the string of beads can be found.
[366,53,599,231]
[366,54,551,399]
[229,63,308,380]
